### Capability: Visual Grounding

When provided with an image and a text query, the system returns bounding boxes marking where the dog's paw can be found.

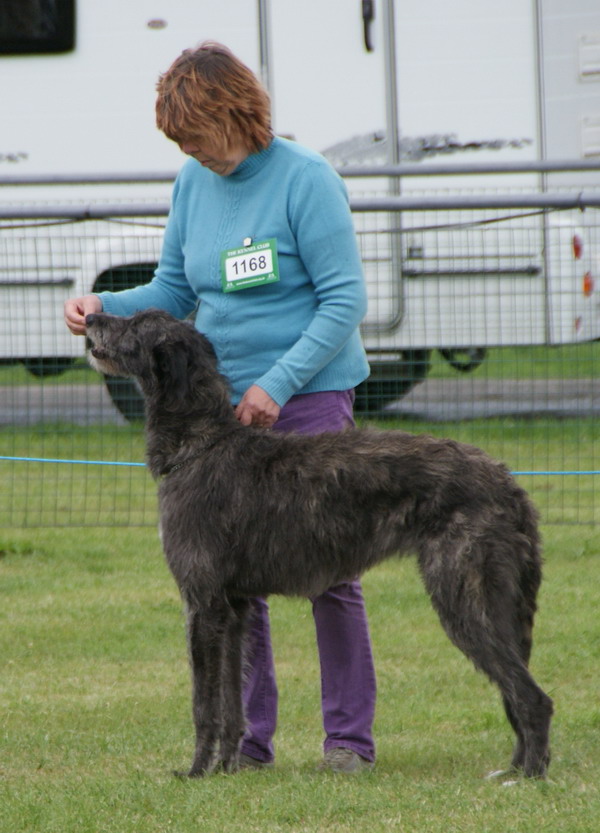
[221,758,240,774]
[485,763,549,785]
[484,768,521,787]
[173,767,207,779]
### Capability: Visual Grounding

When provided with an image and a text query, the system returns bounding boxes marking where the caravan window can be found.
[0,0,75,54]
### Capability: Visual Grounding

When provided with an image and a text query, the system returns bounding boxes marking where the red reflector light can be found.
[583,271,594,297]
[573,234,583,259]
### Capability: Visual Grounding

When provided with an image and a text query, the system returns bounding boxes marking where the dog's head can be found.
[86,309,221,412]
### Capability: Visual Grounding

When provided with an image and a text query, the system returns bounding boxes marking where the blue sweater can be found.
[99,137,370,406]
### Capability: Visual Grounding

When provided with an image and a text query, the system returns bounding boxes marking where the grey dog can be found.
[85,308,552,780]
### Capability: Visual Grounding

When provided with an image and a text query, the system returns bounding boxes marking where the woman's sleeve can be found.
[98,183,198,319]
[254,162,367,405]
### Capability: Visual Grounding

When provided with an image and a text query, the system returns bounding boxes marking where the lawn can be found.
[0,524,598,832]
[0,341,597,388]
[2,338,598,528]
[3,415,599,526]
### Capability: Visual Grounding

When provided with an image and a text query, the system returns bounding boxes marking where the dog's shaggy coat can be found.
[86,309,553,779]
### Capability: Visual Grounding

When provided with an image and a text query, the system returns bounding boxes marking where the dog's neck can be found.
[143,391,242,479]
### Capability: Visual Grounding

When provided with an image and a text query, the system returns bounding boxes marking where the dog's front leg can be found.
[182,598,229,777]
[219,596,251,772]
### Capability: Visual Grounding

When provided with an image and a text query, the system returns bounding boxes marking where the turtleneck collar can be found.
[228,138,277,181]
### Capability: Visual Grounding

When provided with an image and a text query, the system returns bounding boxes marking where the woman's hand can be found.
[64,295,103,335]
[235,385,280,428]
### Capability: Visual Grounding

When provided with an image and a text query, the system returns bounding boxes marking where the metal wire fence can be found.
[1,166,599,526]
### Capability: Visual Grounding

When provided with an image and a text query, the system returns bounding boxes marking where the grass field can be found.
[0,524,598,832]
[0,340,597,387]
[2,337,598,527]
[2,414,599,526]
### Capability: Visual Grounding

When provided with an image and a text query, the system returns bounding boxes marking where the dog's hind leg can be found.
[500,694,527,772]
[183,595,232,777]
[490,652,552,778]
[487,559,552,779]
[497,609,535,773]
[417,533,552,778]
[218,596,251,773]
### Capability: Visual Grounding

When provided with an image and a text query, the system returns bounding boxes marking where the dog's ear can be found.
[152,341,192,411]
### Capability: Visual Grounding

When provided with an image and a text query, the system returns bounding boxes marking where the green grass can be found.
[0,423,155,527]
[375,417,600,525]
[427,342,598,380]
[5,415,598,526]
[2,339,597,527]
[0,525,598,832]
[1,341,597,387]
[0,358,97,386]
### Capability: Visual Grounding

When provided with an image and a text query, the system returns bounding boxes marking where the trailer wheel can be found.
[92,263,157,421]
[354,351,431,414]
[22,357,75,377]
[438,348,486,373]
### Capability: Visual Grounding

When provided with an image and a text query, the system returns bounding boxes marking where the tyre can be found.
[438,347,487,373]
[22,357,75,377]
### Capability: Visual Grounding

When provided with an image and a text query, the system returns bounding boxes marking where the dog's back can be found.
[159,425,540,602]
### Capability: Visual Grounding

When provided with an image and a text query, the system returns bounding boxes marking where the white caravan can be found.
[1,0,599,414]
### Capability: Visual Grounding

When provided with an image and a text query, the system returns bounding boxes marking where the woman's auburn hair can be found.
[156,41,273,154]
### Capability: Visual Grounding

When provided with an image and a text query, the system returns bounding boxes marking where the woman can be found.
[64,41,376,773]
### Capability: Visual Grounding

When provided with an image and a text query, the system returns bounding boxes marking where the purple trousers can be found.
[241,390,377,764]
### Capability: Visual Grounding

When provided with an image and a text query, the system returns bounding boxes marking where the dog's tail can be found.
[511,482,543,665]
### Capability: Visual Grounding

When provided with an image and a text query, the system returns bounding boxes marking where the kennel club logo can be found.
[220,238,280,292]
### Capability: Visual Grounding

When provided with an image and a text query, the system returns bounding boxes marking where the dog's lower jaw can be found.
[86,353,102,374]
[87,351,114,376]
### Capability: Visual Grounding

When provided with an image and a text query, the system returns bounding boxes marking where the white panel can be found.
[579,34,600,78]
[582,115,600,156]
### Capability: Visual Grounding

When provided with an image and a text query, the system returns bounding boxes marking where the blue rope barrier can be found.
[514,471,600,476]
[0,455,145,467]
[0,455,599,476]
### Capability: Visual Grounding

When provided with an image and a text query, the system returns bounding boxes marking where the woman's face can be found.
[179,137,249,176]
